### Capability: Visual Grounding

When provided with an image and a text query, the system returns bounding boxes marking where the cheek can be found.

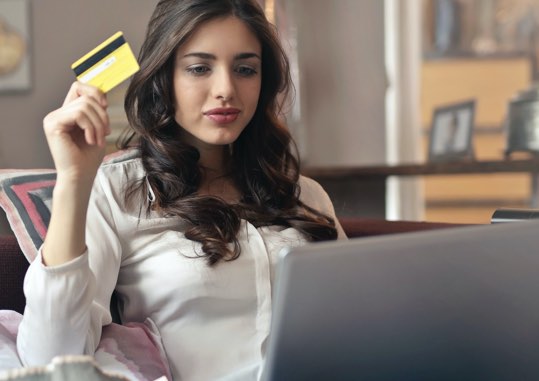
[173,81,202,117]
[245,81,262,107]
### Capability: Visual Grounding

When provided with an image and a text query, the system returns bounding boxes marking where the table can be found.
[303,158,539,218]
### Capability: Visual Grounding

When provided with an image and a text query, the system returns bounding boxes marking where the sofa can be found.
[0,217,467,315]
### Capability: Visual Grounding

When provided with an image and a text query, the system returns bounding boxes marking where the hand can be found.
[43,82,110,185]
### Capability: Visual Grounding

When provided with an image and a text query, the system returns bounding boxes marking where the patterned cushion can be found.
[0,149,138,263]
[0,170,56,262]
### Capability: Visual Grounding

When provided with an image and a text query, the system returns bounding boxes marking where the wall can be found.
[286,0,386,167]
[0,0,156,168]
[0,0,154,168]
[0,0,387,233]
[0,0,156,233]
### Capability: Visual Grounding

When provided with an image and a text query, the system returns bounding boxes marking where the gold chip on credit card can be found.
[71,31,140,93]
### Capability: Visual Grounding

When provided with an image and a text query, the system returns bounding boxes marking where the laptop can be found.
[261,220,539,381]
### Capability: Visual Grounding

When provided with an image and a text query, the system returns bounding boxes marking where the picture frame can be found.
[0,0,31,93]
[428,100,476,162]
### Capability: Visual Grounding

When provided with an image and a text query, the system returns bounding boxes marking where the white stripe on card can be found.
[79,56,116,83]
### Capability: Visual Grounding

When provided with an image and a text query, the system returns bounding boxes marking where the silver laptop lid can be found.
[262,220,539,381]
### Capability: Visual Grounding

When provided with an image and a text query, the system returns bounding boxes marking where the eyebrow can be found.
[181,52,261,60]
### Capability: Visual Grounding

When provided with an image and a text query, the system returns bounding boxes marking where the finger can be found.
[47,109,97,146]
[62,82,81,105]
[74,109,108,147]
[78,83,108,108]
[86,97,110,147]
[71,112,97,146]
[76,94,110,133]
[48,98,108,146]
[83,121,96,146]
[70,97,109,146]
[63,81,108,108]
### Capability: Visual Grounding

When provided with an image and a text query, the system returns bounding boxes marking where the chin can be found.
[212,137,239,146]
[207,130,243,146]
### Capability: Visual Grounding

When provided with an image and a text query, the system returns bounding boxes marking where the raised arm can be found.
[17,82,116,366]
[42,82,110,265]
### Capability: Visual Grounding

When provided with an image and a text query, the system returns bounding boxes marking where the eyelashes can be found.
[185,64,259,77]
[235,66,258,77]
[186,65,210,76]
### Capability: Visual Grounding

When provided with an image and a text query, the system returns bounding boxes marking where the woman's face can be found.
[173,16,262,152]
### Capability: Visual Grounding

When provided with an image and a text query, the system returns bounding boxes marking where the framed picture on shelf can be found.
[0,0,31,92]
[428,100,476,162]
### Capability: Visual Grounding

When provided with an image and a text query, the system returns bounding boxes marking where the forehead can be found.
[177,16,261,57]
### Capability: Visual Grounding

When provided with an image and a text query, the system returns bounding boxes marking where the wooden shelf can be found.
[303,157,539,179]
[304,158,539,223]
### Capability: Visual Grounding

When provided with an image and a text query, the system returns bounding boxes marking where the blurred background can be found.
[1,0,539,234]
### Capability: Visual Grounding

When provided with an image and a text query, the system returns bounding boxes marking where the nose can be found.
[212,68,236,101]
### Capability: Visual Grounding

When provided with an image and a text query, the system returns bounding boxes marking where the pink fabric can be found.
[0,311,22,372]
[97,320,172,381]
[0,311,171,381]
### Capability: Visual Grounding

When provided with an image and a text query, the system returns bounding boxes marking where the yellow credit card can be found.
[71,31,139,93]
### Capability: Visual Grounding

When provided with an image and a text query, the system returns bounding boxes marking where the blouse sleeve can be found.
[16,168,123,366]
[298,176,347,239]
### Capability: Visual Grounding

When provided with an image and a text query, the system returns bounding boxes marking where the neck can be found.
[197,146,240,202]
[198,145,231,180]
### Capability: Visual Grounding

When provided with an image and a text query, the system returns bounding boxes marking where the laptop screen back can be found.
[262,221,539,381]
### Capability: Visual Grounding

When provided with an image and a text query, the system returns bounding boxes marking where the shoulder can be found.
[298,175,325,196]
[298,175,348,239]
[98,149,145,183]
[298,175,334,216]
[93,149,146,211]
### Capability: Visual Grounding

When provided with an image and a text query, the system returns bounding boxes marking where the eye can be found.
[186,65,210,76]
[235,65,258,77]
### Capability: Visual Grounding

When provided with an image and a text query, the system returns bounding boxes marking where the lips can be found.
[204,108,241,124]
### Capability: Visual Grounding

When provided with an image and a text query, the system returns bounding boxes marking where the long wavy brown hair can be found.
[120,0,337,266]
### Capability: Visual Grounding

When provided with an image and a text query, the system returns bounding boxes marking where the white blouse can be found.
[16,156,346,381]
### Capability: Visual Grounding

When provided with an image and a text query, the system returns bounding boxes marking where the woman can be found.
[17,0,345,379]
